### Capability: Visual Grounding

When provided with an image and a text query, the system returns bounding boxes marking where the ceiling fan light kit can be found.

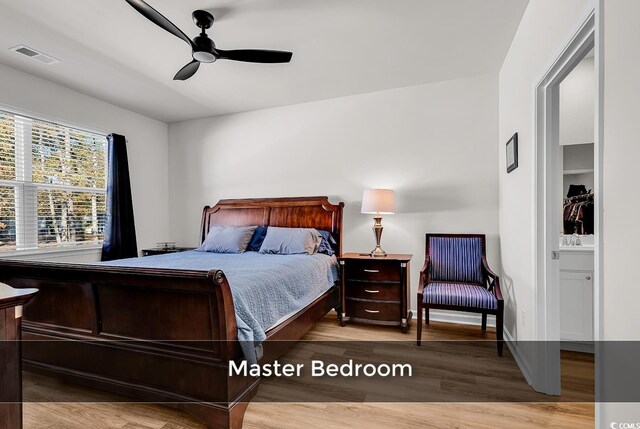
[125,0,293,81]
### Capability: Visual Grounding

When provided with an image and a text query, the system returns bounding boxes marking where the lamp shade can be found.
[361,189,395,214]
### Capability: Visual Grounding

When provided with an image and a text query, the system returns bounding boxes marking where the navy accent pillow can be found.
[317,230,337,256]
[246,226,268,252]
[247,226,336,255]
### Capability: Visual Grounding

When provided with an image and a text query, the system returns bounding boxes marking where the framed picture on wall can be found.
[506,133,518,173]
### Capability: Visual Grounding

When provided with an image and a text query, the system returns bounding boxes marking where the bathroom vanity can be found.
[559,235,594,351]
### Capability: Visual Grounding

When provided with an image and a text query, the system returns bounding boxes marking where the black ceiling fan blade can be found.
[125,0,195,49]
[174,60,200,80]
[215,49,293,63]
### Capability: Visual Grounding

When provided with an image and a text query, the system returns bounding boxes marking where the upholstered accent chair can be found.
[417,234,504,356]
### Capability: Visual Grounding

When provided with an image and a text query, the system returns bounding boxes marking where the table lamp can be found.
[361,189,395,257]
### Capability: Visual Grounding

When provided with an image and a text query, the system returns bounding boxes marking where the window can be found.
[0,109,107,252]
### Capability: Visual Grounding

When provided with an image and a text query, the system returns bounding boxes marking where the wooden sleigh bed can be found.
[0,196,344,429]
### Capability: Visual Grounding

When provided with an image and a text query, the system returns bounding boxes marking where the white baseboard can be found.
[503,327,534,387]
[560,341,594,354]
[413,308,496,327]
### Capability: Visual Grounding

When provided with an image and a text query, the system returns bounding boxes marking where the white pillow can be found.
[258,227,322,255]
[196,225,257,253]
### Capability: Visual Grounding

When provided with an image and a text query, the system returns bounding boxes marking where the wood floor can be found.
[23,312,594,429]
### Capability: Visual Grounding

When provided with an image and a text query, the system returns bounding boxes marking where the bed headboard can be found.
[200,196,345,255]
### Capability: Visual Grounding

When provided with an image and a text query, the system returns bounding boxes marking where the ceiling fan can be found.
[125,0,293,81]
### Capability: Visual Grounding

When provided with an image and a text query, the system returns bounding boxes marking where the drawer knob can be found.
[363,269,380,273]
[364,309,380,314]
[585,275,591,280]
[364,289,380,294]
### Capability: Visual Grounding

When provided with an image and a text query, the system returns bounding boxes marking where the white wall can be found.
[168,74,500,307]
[600,0,640,424]
[0,63,170,261]
[563,143,594,171]
[498,0,592,349]
[601,0,640,342]
[559,57,595,146]
[562,143,594,198]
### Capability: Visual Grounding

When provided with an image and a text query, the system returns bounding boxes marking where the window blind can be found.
[0,109,107,252]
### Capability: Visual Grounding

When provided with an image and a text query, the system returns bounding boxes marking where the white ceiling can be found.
[0,0,529,123]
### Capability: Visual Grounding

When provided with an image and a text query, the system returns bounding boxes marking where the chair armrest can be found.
[482,256,503,301]
[493,276,503,301]
[418,256,430,295]
[482,256,498,279]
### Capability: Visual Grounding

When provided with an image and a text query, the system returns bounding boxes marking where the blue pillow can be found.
[196,225,257,253]
[246,226,268,252]
[259,227,322,255]
[317,230,337,256]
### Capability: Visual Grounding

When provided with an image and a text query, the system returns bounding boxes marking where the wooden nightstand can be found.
[141,247,195,256]
[338,253,412,333]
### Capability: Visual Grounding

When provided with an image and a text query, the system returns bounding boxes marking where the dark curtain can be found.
[101,133,138,261]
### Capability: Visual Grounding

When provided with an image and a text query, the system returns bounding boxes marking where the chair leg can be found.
[425,307,429,325]
[417,302,422,346]
[481,313,487,331]
[496,307,504,357]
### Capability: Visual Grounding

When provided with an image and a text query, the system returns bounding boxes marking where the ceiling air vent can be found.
[9,45,60,65]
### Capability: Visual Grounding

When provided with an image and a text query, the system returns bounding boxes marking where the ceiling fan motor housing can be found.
[193,35,217,62]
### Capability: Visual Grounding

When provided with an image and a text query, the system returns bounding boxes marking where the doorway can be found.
[533,9,601,397]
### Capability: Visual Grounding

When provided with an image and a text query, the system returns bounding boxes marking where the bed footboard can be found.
[0,260,255,429]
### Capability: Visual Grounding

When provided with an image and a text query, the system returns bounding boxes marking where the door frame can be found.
[532,6,602,396]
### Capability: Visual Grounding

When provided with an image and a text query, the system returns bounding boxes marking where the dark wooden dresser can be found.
[0,283,38,429]
[339,253,412,333]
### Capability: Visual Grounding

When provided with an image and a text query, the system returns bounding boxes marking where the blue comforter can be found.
[97,251,339,362]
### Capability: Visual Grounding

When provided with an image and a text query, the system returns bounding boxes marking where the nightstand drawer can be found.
[339,253,412,332]
[344,259,401,282]
[345,281,401,302]
[347,299,400,322]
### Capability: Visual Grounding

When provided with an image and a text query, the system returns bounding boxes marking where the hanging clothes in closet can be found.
[563,184,594,235]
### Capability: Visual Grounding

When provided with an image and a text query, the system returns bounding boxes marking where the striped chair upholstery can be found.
[423,283,497,310]
[419,233,504,356]
[429,236,483,284]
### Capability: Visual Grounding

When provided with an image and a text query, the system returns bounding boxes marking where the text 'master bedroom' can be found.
[0,0,638,428]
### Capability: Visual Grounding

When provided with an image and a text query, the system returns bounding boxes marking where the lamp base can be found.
[370,216,387,257]
[370,245,387,258]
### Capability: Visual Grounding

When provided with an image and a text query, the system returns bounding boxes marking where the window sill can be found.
[0,245,103,259]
